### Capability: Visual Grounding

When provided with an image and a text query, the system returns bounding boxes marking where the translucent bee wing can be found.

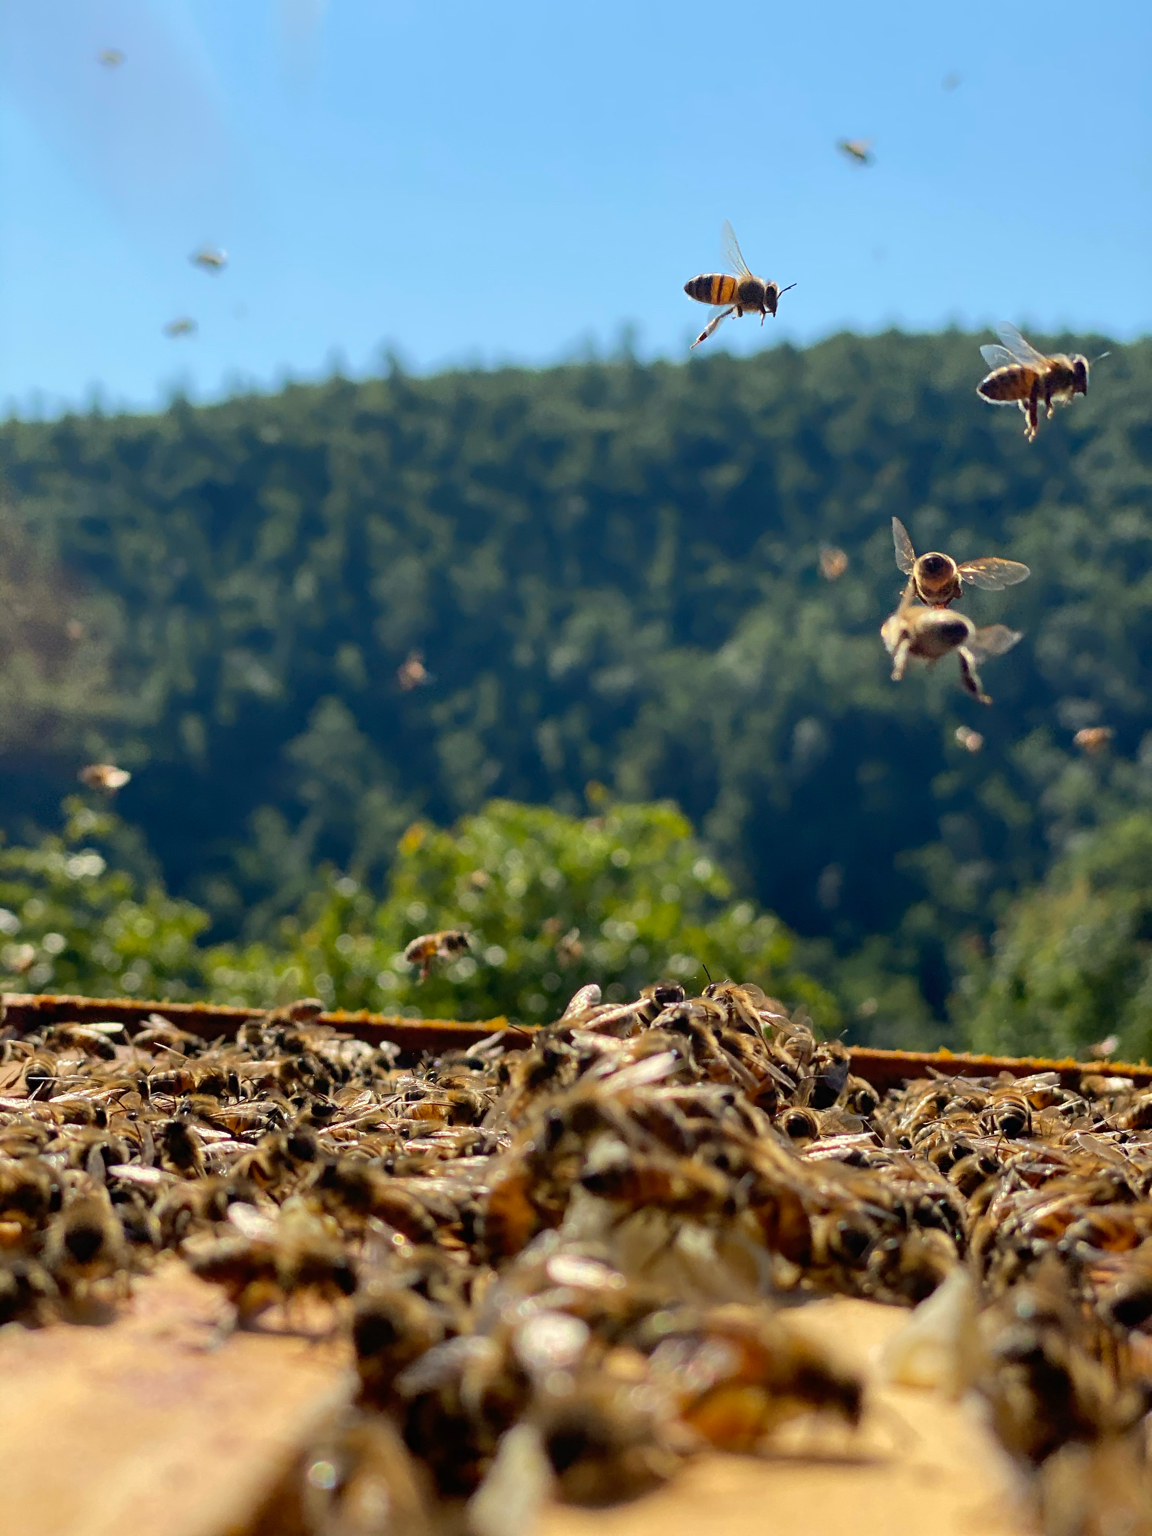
[721,219,753,280]
[957,557,1031,590]
[891,517,917,575]
[979,344,1016,370]
[965,624,1023,663]
[996,322,1048,368]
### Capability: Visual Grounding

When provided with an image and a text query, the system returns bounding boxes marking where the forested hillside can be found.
[2,330,1150,1040]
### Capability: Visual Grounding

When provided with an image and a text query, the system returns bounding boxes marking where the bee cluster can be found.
[4,985,1152,1531]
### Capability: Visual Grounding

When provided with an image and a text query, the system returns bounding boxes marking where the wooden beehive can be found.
[5,991,1146,1536]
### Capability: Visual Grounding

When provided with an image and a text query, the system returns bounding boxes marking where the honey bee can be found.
[955,726,984,753]
[191,246,228,272]
[976,323,1098,442]
[42,1192,128,1300]
[163,318,196,339]
[187,1201,357,1328]
[818,546,849,581]
[78,763,132,792]
[881,589,1022,704]
[892,517,1030,608]
[397,652,432,691]
[1074,726,1114,755]
[837,138,874,165]
[403,930,471,981]
[684,221,795,349]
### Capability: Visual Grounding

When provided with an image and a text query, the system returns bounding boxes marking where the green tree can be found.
[958,812,1152,1062]
[205,796,836,1028]
[0,800,211,1000]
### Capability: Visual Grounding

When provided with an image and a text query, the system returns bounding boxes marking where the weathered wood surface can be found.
[0,1277,1029,1536]
[4,989,1149,1090]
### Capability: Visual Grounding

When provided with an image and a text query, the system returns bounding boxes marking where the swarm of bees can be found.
[5,979,1152,1533]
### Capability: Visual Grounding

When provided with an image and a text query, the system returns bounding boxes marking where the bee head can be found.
[918,552,953,583]
[1072,355,1090,395]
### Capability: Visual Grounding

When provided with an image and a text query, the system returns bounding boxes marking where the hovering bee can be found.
[78,763,131,792]
[818,546,849,581]
[976,323,1099,442]
[403,929,471,981]
[684,222,795,349]
[1074,726,1114,755]
[837,138,874,165]
[397,651,431,691]
[955,726,984,753]
[881,590,1022,704]
[191,246,228,273]
[163,317,196,339]
[98,49,125,67]
[892,517,1030,607]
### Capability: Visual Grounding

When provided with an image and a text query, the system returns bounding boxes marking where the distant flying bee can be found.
[955,726,984,753]
[976,323,1098,442]
[163,317,196,338]
[191,246,228,273]
[397,651,431,691]
[684,221,795,349]
[98,49,125,67]
[819,546,849,581]
[892,517,1030,607]
[404,929,471,981]
[1074,726,1114,755]
[881,590,1022,704]
[942,72,961,91]
[78,763,131,792]
[837,138,874,165]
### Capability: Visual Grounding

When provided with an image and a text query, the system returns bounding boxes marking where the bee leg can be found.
[690,307,734,350]
[958,651,991,705]
[890,638,910,682]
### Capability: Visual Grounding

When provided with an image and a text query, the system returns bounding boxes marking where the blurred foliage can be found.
[0,800,210,1001]
[958,813,1152,1063]
[2,332,1150,1043]
[0,797,833,1030]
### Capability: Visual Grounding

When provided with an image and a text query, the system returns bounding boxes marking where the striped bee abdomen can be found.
[977,366,1035,402]
[684,273,739,306]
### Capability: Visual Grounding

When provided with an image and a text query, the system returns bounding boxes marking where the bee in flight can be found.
[837,138,874,165]
[191,246,228,273]
[955,726,984,753]
[163,317,197,338]
[1074,726,1114,755]
[98,48,125,68]
[684,222,795,349]
[403,929,471,981]
[881,589,1021,705]
[819,546,849,581]
[976,323,1099,442]
[397,651,432,691]
[892,517,1030,607]
[78,763,131,792]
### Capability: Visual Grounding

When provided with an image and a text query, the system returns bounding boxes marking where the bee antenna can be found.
[1093,350,1111,365]
[701,962,713,985]
[778,282,798,296]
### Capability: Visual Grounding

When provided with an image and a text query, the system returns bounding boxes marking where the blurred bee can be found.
[188,1201,356,1328]
[976,323,1100,442]
[892,517,1030,607]
[98,48,125,67]
[3,943,37,975]
[191,246,228,273]
[404,929,471,981]
[163,318,197,339]
[397,651,431,691]
[837,138,874,165]
[1074,726,1114,755]
[78,763,131,792]
[942,72,961,91]
[684,221,795,349]
[818,546,849,581]
[43,1192,128,1300]
[881,590,1022,704]
[955,726,984,753]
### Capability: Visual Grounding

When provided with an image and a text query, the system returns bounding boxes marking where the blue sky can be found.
[2,0,1149,415]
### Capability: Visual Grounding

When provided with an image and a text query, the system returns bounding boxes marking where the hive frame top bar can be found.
[3,991,1150,1090]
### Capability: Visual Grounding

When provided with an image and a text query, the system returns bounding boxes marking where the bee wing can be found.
[957,557,1031,590]
[891,517,917,575]
[721,220,753,280]
[979,344,1016,370]
[996,322,1048,367]
[965,624,1023,663]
